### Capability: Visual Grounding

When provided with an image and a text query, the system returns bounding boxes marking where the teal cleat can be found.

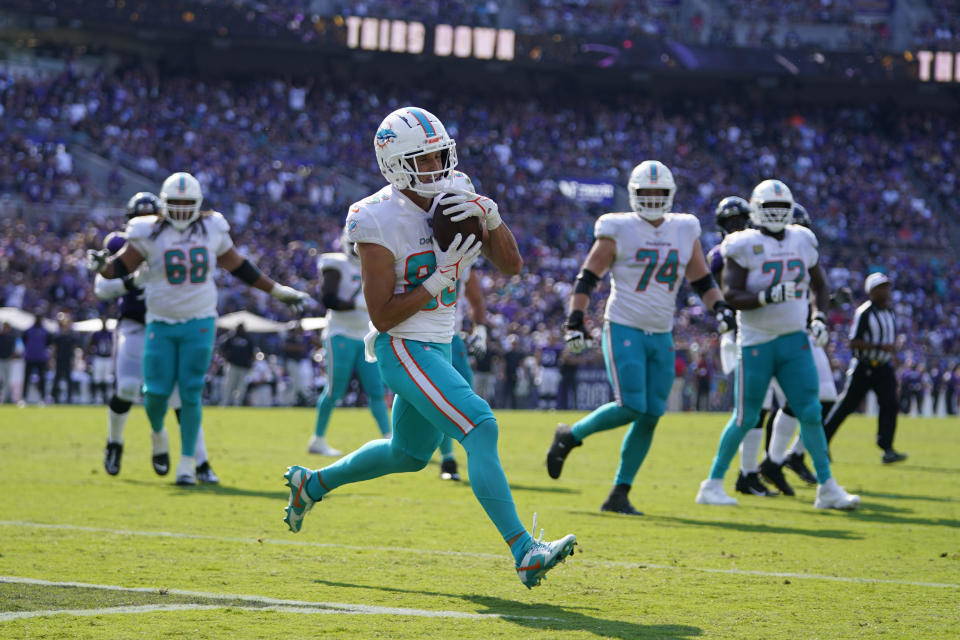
[283,465,319,533]
[515,513,577,589]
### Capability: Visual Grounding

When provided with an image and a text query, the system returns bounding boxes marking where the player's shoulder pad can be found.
[594,212,630,239]
[317,252,346,271]
[345,189,391,246]
[668,212,702,237]
[790,224,818,249]
[204,210,231,234]
[720,227,757,255]
[449,171,476,193]
[125,214,161,239]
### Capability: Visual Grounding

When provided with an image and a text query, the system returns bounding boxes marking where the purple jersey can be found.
[707,244,724,278]
[90,329,113,357]
[106,232,147,324]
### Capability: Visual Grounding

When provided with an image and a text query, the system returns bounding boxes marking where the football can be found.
[432,194,483,251]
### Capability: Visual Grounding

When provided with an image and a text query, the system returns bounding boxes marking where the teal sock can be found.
[143,392,168,434]
[571,402,641,441]
[177,399,201,458]
[313,390,335,437]
[461,419,526,544]
[307,439,426,500]
[439,435,455,460]
[369,396,391,436]
[614,414,659,486]
[709,415,752,479]
[798,418,832,483]
[510,533,534,564]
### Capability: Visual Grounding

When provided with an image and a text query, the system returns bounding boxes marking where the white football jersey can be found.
[596,212,701,332]
[722,225,819,347]
[345,172,477,343]
[317,252,369,340]
[126,212,233,323]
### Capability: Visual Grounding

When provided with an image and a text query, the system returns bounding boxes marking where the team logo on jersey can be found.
[753,244,764,254]
[375,128,398,148]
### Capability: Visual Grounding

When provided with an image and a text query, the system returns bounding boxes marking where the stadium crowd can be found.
[1,56,958,411]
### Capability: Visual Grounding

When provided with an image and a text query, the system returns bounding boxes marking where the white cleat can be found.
[814,478,861,510]
[308,436,342,457]
[175,455,197,486]
[696,479,739,506]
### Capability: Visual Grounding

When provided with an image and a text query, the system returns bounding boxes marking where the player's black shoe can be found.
[152,453,170,476]
[784,452,817,484]
[759,457,795,496]
[440,458,460,481]
[196,461,220,484]
[882,449,908,464]
[735,471,778,497]
[546,423,582,479]
[600,485,643,515]
[104,441,123,476]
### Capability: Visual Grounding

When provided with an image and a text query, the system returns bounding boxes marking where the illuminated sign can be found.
[344,17,514,61]
[916,51,960,82]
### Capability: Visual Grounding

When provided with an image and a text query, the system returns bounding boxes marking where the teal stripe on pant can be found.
[142,317,215,457]
[709,331,831,481]
[570,322,673,487]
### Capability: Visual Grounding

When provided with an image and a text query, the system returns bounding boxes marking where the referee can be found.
[823,273,906,463]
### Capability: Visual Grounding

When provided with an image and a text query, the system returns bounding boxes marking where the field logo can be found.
[376,128,398,148]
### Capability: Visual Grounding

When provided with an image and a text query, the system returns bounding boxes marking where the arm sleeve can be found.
[94,274,128,301]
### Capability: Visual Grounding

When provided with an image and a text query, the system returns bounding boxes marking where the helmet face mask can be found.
[375,107,458,196]
[628,160,676,220]
[749,179,794,233]
[126,192,160,220]
[160,172,203,231]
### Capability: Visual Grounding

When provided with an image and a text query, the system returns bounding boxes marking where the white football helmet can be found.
[749,179,794,232]
[374,106,458,196]
[628,160,676,220]
[160,172,203,231]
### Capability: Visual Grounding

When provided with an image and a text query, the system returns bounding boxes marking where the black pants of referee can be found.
[823,360,899,450]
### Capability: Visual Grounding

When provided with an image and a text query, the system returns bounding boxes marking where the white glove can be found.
[363,322,378,363]
[467,324,488,358]
[86,249,108,272]
[132,264,150,288]
[809,312,829,348]
[422,233,482,297]
[563,310,591,355]
[438,188,502,230]
[758,281,797,306]
[271,284,312,314]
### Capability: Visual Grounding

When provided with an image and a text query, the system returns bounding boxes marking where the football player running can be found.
[546,160,735,515]
[695,180,859,510]
[308,231,392,456]
[436,264,488,482]
[87,173,311,485]
[708,196,777,498]
[758,203,835,493]
[282,107,576,589]
[94,192,217,482]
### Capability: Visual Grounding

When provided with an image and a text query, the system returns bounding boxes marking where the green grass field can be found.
[0,405,957,639]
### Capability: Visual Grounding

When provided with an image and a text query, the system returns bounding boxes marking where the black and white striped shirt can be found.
[849,301,896,365]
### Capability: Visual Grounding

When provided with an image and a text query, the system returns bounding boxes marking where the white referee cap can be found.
[864,272,891,293]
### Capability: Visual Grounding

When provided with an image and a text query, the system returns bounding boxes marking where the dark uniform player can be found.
[95,192,218,482]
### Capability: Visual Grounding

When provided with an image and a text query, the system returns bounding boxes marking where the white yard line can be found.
[0,576,553,622]
[1,520,957,590]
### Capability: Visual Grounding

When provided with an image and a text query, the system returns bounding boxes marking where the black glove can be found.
[564,309,589,354]
[714,301,736,334]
